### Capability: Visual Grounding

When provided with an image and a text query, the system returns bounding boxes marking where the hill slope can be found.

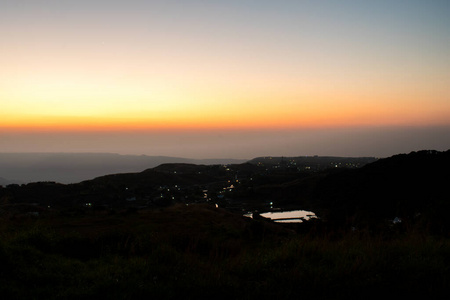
[0,153,247,184]
[312,150,450,230]
[1,150,448,233]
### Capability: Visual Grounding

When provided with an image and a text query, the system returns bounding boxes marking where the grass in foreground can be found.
[1,204,449,299]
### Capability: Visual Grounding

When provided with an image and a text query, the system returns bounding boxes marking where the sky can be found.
[1,0,449,158]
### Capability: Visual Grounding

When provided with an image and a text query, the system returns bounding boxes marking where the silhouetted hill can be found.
[152,163,216,174]
[0,162,252,210]
[0,177,20,186]
[313,150,450,231]
[234,150,450,232]
[0,153,247,184]
[1,150,448,233]
[2,152,450,299]
[86,164,227,191]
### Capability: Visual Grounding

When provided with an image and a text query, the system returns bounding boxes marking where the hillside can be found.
[1,150,449,233]
[314,150,450,230]
[1,150,450,299]
[0,153,247,184]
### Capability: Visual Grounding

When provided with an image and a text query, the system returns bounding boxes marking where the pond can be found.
[244,209,317,223]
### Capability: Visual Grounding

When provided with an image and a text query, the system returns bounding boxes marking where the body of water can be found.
[244,209,317,223]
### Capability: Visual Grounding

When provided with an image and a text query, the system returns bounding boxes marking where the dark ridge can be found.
[0,153,248,184]
[313,150,450,231]
[1,150,448,234]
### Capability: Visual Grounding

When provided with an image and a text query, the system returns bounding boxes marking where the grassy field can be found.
[1,204,449,299]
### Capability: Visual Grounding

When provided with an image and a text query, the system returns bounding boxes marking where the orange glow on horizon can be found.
[2,105,449,134]
[2,1,449,143]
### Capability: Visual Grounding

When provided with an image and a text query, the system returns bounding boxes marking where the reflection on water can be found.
[244,210,317,223]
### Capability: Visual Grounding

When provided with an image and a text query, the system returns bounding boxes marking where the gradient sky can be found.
[1,0,449,158]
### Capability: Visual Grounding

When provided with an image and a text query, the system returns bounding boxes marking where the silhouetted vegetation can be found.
[1,204,449,299]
